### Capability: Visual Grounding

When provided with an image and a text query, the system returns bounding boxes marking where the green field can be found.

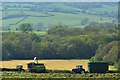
[1,71,120,79]
[2,11,113,30]
[1,31,47,36]
[2,2,117,30]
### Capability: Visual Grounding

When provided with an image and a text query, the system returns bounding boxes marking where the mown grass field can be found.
[0,60,117,71]
[1,71,120,79]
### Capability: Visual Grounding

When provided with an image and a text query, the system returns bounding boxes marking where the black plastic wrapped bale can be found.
[88,62,109,73]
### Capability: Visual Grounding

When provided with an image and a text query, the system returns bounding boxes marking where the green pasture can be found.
[2,11,113,30]
[2,2,117,30]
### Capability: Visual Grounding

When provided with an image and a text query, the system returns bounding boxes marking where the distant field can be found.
[34,31,47,36]
[0,60,117,71]
[1,31,47,36]
[2,3,117,30]
[2,11,112,30]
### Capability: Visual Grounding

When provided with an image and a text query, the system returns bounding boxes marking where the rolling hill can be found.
[2,2,118,31]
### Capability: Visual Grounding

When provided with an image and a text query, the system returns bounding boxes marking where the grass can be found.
[2,71,120,79]
[1,31,47,36]
[89,4,118,13]
[2,3,35,9]
[2,3,116,30]
[5,12,112,30]
[24,11,48,16]
[34,31,47,36]
[0,60,117,71]
[109,66,117,71]
[2,17,24,27]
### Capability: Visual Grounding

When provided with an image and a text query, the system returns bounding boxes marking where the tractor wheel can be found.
[72,70,76,74]
[81,70,85,74]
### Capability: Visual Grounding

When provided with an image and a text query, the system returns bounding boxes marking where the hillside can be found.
[2,2,118,31]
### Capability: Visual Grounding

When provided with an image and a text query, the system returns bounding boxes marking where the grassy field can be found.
[0,60,117,71]
[2,3,117,30]
[1,71,120,79]
[2,17,24,27]
[1,31,47,36]
[2,11,112,30]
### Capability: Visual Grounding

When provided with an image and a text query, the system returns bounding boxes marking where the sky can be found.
[0,0,120,2]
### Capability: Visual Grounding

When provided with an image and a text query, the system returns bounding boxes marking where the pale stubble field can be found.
[0,60,117,71]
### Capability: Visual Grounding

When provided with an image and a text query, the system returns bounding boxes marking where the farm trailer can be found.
[88,62,109,73]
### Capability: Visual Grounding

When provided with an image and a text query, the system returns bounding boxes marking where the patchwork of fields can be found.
[2,12,112,29]
[2,2,118,30]
[0,60,117,71]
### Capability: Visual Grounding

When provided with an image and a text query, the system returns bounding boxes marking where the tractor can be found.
[72,65,85,74]
[16,65,25,71]
[27,57,46,73]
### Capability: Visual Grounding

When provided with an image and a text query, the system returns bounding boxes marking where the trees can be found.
[103,46,118,65]
[66,36,94,59]
[81,18,89,25]
[19,23,33,33]
[36,22,45,31]
[92,41,119,69]
[48,25,84,36]
[2,22,118,67]
[118,59,120,71]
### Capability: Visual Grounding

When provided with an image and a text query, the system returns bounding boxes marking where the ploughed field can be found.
[0,60,117,71]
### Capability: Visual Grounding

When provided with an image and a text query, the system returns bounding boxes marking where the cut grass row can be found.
[1,71,120,79]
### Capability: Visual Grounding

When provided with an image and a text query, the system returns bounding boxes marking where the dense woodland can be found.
[2,22,120,70]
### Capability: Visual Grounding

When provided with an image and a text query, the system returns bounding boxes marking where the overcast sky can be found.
[1,0,120,2]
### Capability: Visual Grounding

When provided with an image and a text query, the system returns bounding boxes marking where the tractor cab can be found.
[72,65,85,74]
[76,65,83,69]
[16,65,24,71]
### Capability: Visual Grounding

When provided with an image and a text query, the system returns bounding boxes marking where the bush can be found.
[118,59,120,71]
